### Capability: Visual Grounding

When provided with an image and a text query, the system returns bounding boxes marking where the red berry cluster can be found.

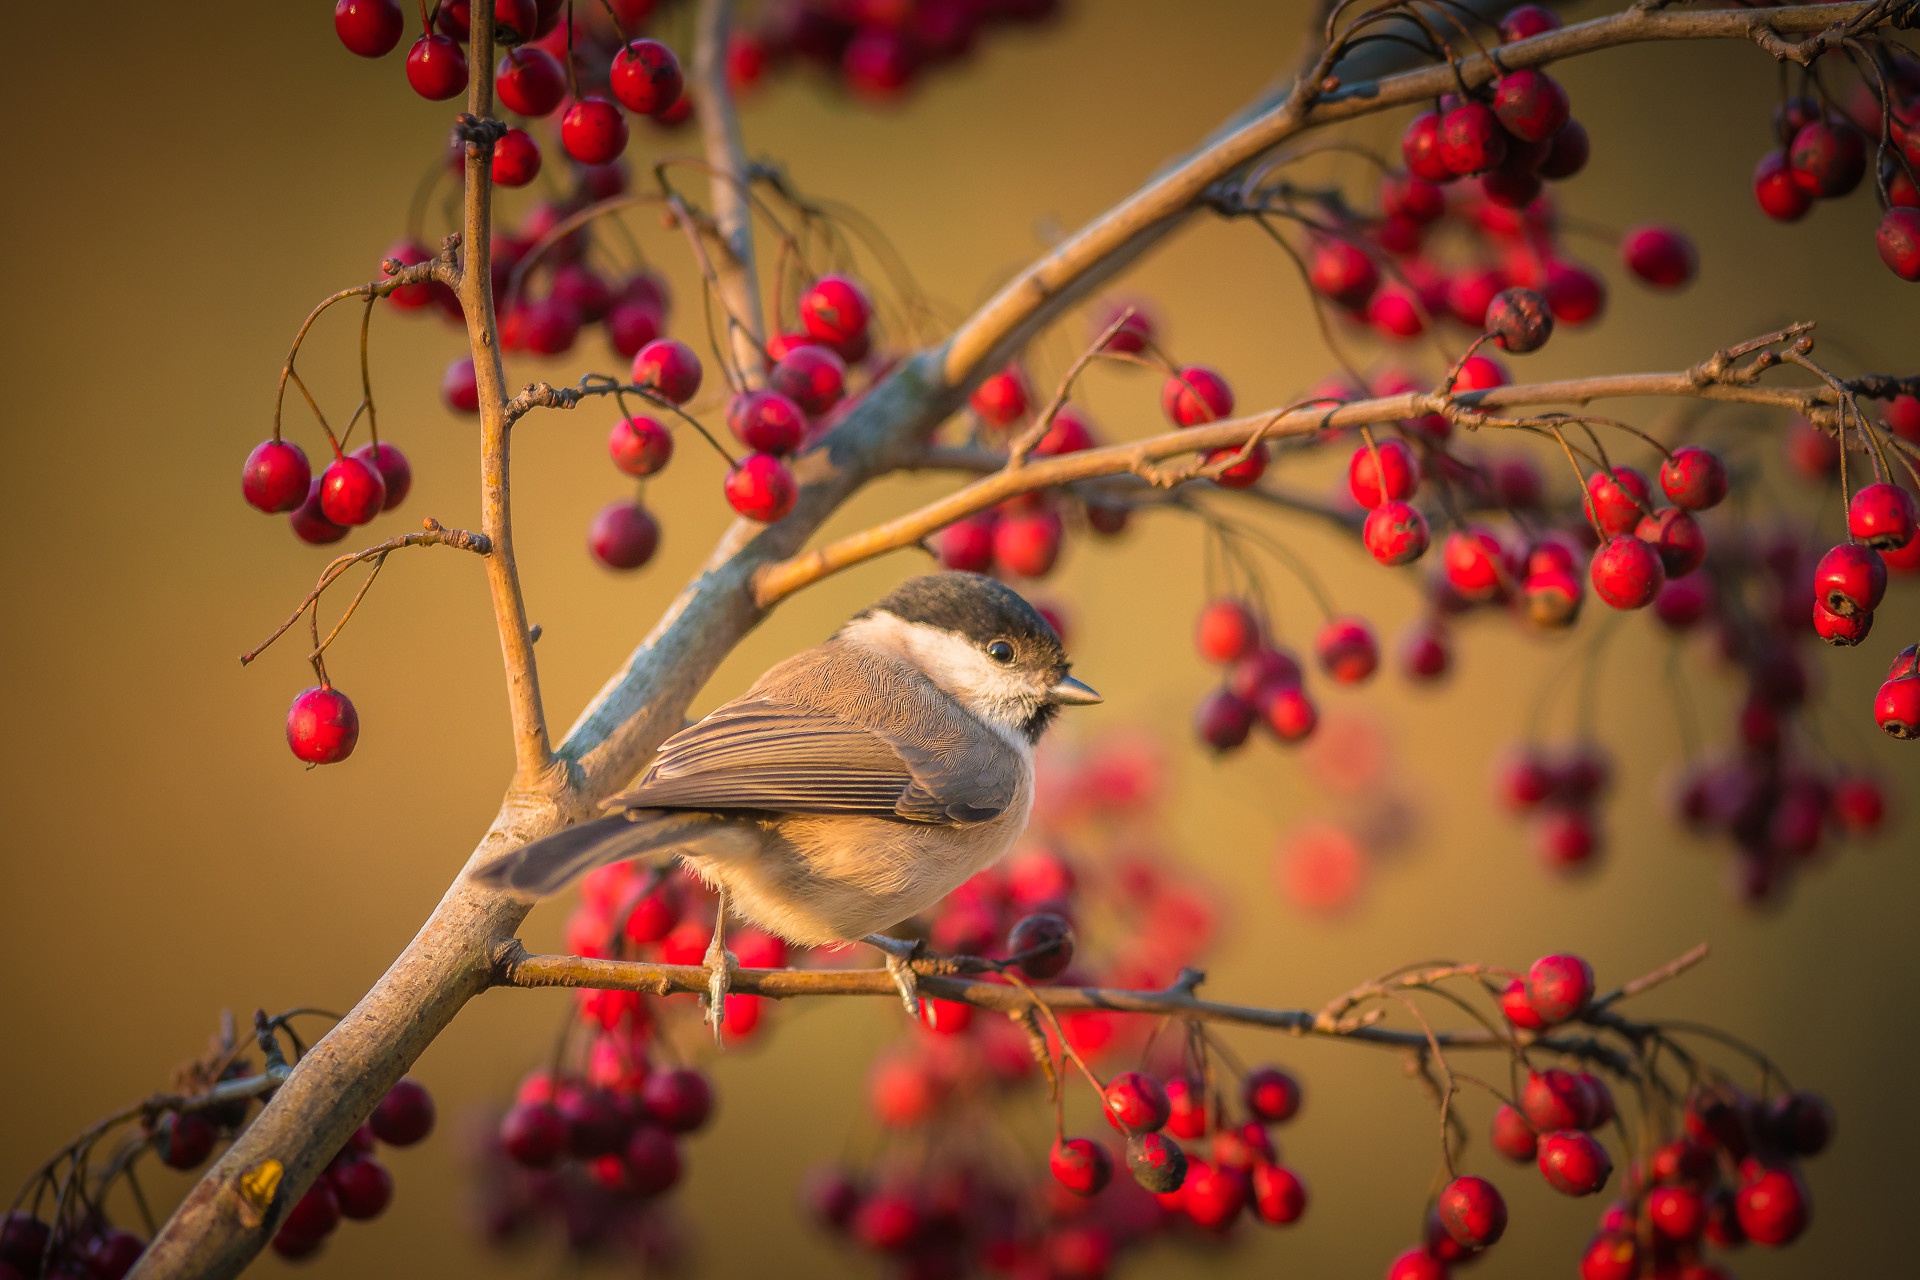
[1188,598,1380,752]
[271,1078,434,1261]
[1495,744,1614,876]
[1747,58,1920,281]
[725,0,1064,103]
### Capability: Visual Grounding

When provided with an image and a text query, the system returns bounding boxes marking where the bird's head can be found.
[842,571,1100,742]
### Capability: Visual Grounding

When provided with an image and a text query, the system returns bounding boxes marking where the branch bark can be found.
[694,0,768,388]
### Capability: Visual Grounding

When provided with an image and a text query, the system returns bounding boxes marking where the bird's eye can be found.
[987,639,1015,664]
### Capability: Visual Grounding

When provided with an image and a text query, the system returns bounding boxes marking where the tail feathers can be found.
[475,811,728,900]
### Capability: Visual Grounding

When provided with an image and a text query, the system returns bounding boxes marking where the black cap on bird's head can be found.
[855,572,1101,735]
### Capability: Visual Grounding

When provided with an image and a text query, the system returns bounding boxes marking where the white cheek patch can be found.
[842,613,1044,747]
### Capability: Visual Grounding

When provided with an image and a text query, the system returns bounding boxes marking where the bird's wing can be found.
[611,646,1020,825]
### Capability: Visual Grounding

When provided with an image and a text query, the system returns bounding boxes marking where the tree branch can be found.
[694,0,767,387]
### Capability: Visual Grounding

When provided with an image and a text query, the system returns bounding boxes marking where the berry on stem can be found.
[610,38,684,117]
[725,453,799,522]
[1161,365,1234,426]
[334,0,404,57]
[319,455,387,526]
[1537,1129,1612,1195]
[243,440,312,514]
[1436,1175,1507,1249]
[1659,445,1727,509]
[1243,1065,1302,1123]
[1050,1138,1114,1196]
[560,98,629,165]
[371,1078,435,1146]
[406,33,469,100]
[287,686,359,764]
[588,500,660,570]
[631,338,703,404]
[609,415,674,477]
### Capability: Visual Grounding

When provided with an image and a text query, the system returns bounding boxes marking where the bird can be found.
[475,570,1101,1030]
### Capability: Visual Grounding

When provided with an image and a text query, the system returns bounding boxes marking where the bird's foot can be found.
[864,934,922,1019]
[702,935,738,1044]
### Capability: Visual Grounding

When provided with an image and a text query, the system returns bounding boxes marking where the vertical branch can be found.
[694,0,768,387]
[462,0,555,786]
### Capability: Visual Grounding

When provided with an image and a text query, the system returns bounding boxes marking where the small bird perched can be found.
[476,571,1100,1028]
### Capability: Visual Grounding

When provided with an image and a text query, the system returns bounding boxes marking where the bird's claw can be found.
[703,937,737,1043]
[885,952,921,1019]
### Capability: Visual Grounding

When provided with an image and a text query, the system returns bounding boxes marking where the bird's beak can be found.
[1048,674,1103,706]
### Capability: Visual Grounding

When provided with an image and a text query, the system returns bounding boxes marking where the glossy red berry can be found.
[1050,1137,1114,1196]
[334,0,403,57]
[1539,119,1590,179]
[1444,527,1506,600]
[1881,208,1920,280]
[631,338,703,404]
[725,452,798,522]
[623,1124,683,1196]
[350,442,411,511]
[1525,953,1595,1023]
[588,500,660,570]
[1161,365,1235,426]
[1364,501,1430,565]
[1402,111,1452,183]
[243,440,313,514]
[330,1156,394,1220]
[290,478,349,545]
[937,512,996,572]
[1452,352,1509,391]
[497,47,567,116]
[799,275,873,348]
[406,33,468,100]
[1522,1068,1591,1131]
[1243,1065,1302,1124]
[1543,259,1606,325]
[1735,1167,1810,1245]
[1437,1175,1507,1248]
[1385,1246,1447,1280]
[1196,690,1255,749]
[282,1177,342,1241]
[1196,598,1260,664]
[500,1101,567,1167]
[610,39,684,117]
[993,509,1064,577]
[1788,119,1866,198]
[1754,150,1813,221]
[1183,1158,1248,1230]
[1621,224,1697,288]
[641,1068,713,1133]
[1008,911,1074,979]
[971,368,1031,426]
[1849,481,1918,550]
[1538,1129,1612,1195]
[491,127,541,186]
[1579,1232,1639,1280]
[1260,682,1318,742]
[1875,676,1920,737]
[1439,101,1508,176]
[561,97,628,165]
[1659,445,1727,509]
[318,454,386,527]
[1315,617,1379,684]
[1104,1071,1171,1134]
[1765,1090,1835,1156]
[371,1077,435,1146]
[1814,542,1886,616]
[1348,438,1418,507]
[490,0,540,45]
[1491,1104,1538,1161]
[1309,238,1380,307]
[1590,536,1664,609]
[727,390,807,455]
[287,686,359,764]
[1493,70,1569,142]
[1499,5,1561,41]
[769,345,846,415]
[1646,1185,1705,1241]
[154,1111,218,1169]
[1249,1163,1307,1225]
[1634,508,1705,578]
[1485,286,1554,352]
[609,415,674,477]
[440,357,479,416]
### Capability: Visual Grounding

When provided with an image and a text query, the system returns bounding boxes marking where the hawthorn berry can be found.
[1402,111,1452,183]
[1124,1130,1187,1193]
[1243,1065,1302,1124]
[1658,445,1727,510]
[334,0,404,58]
[560,97,629,165]
[1634,508,1705,578]
[319,454,387,526]
[610,39,684,117]
[1196,689,1256,750]
[1647,1185,1705,1241]
[1493,70,1569,142]
[769,345,847,415]
[1309,238,1379,307]
[491,127,542,186]
[1195,598,1260,663]
[405,33,468,100]
[1874,676,1920,737]
[1161,365,1234,426]
[1524,564,1584,628]
[1754,150,1813,221]
[725,453,798,522]
[371,1077,435,1146]
[290,478,350,545]
[1049,1137,1113,1196]
[1485,286,1553,352]
[1525,953,1595,1023]
[631,338,703,404]
[993,508,1064,577]
[1814,542,1886,616]
[1831,775,1886,833]
[1590,536,1665,609]
[1437,1175,1507,1249]
[971,368,1031,426]
[1537,1129,1612,1195]
[500,1101,566,1167]
[1007,911,1074,979]
[282,1178,342,1242]
[1848,481,1918,550]
[1543,259,1606,325]
[1315,617,1379,684]
[1522,1068,1592,1132]
[1249,1162,1307,1225]
[490,0,541,45]
[799,274,873,348]
[1439,101,1508,175]
[937,512,997,572]
[1539,119,1591,179]
[727,390,807,455]
[1788,119,1866,198]
[1260,683,1319,742]
[1499,5,1561,41]
[587,500,660,570]
[1490,1103,1538,1161]
[497,48,566,116]
[1103,1071,1170,1134]
[624,1125,684,1196]
[1183,1158,1248,1230]
[1766,1090,1836,1156]
[287,685,359,764]
[1348,438,1418,507]
[1363,501,1430,565]
[243,439,313,514]
[154,1110,218,1169]
[1735,1166,1810,1245]
[609,415,674,477]
[1385,1247,1447,1280]
[1579,1232,1639,1280]
[1452,352,1509,391]
[330,1156,395,1220]
[1443,527,1506,600]
[1879,207,1920,280]
[1621,224,1697,288]
[350,441,411,511]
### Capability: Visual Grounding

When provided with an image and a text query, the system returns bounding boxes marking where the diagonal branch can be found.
[694,0,768,387]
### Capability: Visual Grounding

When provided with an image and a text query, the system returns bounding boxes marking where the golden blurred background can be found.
[3,2,1916,1277]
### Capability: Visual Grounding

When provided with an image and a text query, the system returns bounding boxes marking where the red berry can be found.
[560,97,628,165]
[1493,70,1569,142]
[287,685,359,764]
[499,1101,567,1167]
[1364,501,1430,565]
[1647,1185,1705,1241]
[1161,365,1234,427]
[1876,676,1920,738]
[1439,101,1508,176]
[1849,481,1919,550]
[1443,527,1506,600]
[1491,1104,1538,1161]
[491,127,542,186]
[1451,352,1509,392]
[725,452,798,522]
[852,1190,921,1252]
[1249,1163,1308,1225]
[1543,260,1606,325]
[371,1077,435,1146]
[1766,1090,1836,1156]
[631,338,703,404]
[1309,238,1379,308]
[1539,119,1590,179]
[1209,442,1268,488]
[1788,119,1866,198]
[1050,1137,1114,1196]
[1200,689,1257,749]
[497,47,566,116]
[609,415,674,477]
[1437,1175,1507,1248]
[769,345,846,415]
[1754,150,1813,221]
[623,1124,683,1196]
[318,454,386,526]
[290,478,350,545]
[1579,1232,1639,1280]
[1260,682,1319,742]
[1590,536,1665,609]
[0,1216,51,1276]
[329,1156,394,1220]
[405,33,469,100]
[1103,1071,1171,1134]
[799,274,873,347]
[1525,953,1595,1023]
[154,1111,218,1169]
[1196,598,1260,663]
[727,390,807,455]
[1499,5,1561,41]
[642,1068,714,1133]
[1402,111,1452,183]
[1634,507,1705,578]
[1348,438,1418,507]
[1659,445,1727,509]
[334,0,403,57]
[1183,1159,1248,1230]
[610,39,684,117]
[993,508,1064,578]
[283,1178,342,1240]
[243,440,313,514]
[1163,1075,1207,1140]
[1735,1166,1810,1245]
[589,500,660,570]
[1886,394,1920,444]
[1814,542,1887,616]
[1522,1068,1591,1131]
[1621,224,1697,288]
[1124,1130,1187,1193]
[1485,286,1554,352]
[441,357,479,415]
[1882,207,1920,280]
[971,368,1031,426]
[491,0,540,44]
[606,300,663,358]
[350,442,411,511]
[1385,1246,1447,1280]
[937,512,997,572]
[1315,617,1379,683]
[1243,1065,1302,1124]
[1537,1129,1612,1195]
[1007,911,1074,979]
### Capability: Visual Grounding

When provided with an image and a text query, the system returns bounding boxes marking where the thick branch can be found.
[695,0,767,387]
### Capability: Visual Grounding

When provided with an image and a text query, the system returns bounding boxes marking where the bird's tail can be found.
[472,811,729,900]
